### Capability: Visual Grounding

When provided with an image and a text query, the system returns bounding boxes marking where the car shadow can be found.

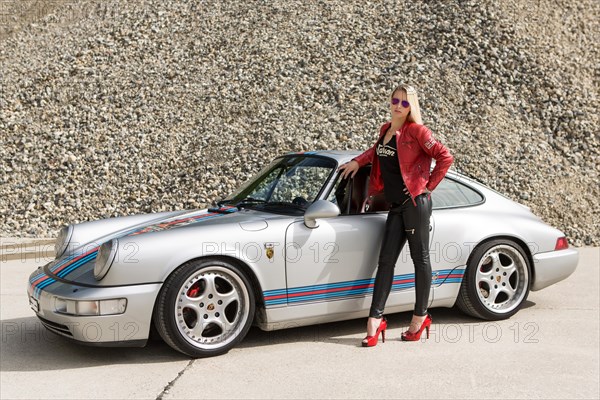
[2,301,537,370]
[0,316,188,372]
[239,301,537,349]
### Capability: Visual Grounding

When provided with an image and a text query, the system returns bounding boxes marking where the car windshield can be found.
[221,155,337,214]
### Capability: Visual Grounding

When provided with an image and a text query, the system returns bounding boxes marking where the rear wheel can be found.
[154,259,255,357]
[457,240,531,320]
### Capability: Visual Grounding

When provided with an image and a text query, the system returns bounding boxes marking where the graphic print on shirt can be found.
[376,141,396,158]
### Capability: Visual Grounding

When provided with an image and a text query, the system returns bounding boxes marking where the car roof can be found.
[281,150,466,180]
[282,150,361,164]
[280,150,529,209]
[279,150,528,212]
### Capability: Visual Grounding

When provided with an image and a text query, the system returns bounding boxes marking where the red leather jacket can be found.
[353,121,454,205]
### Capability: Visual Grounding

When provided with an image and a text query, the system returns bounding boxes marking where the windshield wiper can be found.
[233,197,268,209]
[217,197,266,207]
[262,201,306,210]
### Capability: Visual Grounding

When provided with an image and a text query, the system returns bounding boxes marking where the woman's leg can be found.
[368,205,407,318]
[402,193,433,317]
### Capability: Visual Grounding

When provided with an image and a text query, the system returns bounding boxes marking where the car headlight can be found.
[94,239,118,280]
[55,225,73,258]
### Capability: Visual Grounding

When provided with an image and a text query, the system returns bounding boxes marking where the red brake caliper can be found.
[187,282,201,297]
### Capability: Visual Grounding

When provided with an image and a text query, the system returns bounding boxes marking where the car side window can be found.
[326,167,373,215]
[431,177,484,209]
[326,174,343,205]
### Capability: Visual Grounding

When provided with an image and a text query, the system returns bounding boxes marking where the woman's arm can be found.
[352,146,376,167]
[339,123,388,178]
[339,145,374,179]
[412,124,454,191]
[353,122,389,167]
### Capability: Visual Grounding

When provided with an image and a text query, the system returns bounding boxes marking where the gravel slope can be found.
[1,0,598,245]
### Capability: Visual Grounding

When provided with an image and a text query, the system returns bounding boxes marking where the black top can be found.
[376,134,410,204]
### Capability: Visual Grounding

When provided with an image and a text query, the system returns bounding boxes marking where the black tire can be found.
[456,239,531,320]
[153,258,255,357]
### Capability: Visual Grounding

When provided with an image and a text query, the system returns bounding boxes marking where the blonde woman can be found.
[338,84,454,346]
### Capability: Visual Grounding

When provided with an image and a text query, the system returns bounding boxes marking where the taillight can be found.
[555,237,569,250]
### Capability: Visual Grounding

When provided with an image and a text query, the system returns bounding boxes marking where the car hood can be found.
[30,206,289,293]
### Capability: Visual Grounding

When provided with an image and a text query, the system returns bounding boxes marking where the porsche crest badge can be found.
[265,243,274,260]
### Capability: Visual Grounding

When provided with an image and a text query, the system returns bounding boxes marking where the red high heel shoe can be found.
[401,314,432,342]
[362,317,387,347]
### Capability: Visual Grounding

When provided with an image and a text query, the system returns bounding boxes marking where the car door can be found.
[284,212,435,315]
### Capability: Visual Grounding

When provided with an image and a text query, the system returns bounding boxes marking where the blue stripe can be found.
[32,209,237,298]
[265,299,288,305]
[263,269,465,307]
[288,288,373,303]
[285,282,417,304]
[37,279,56,290]
[263,289,287,296]
[286,278,376,294]
[50,254,77,272]
[35,278,56,297]
[29,272,46,283]
[57,210,232,280]
[286,273,416,294]
[392,282,415,290]
[57,253,97,278]
[288,282,417,303]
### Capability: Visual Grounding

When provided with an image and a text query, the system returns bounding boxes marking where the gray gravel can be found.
[1,0,598,245]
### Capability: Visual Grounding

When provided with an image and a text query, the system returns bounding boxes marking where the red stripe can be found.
[32,209,234,292]
[264,294,287,301]
[287,283,374,298]
[31,247,100,290]
[271,278,417,300]
[31,274,51,287]
[130,212,219,235]
[392,278,414,285]
[52,247,99,275]
[166,212,217,226]
[436,273,464,280]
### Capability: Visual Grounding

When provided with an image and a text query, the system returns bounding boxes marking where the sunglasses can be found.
[391,98,410,108]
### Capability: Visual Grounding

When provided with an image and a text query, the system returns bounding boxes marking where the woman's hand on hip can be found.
[338,160,359,179]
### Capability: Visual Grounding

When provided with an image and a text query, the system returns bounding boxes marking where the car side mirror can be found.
[304,200,340,229]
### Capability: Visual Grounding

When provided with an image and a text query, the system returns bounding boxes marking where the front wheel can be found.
[456,240,531,320]
[153,259,255,357]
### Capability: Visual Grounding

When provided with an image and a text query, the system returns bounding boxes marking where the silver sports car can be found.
[27,151,578,357]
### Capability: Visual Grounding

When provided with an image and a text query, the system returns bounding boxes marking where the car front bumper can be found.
[27,269,161,346]
[531,248,579,291]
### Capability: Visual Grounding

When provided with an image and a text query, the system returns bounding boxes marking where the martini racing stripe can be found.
[29,206,238,299]
[30,247,100,298]
[432,269,466,285]
[263,269,465,307]
[56,252,98,278]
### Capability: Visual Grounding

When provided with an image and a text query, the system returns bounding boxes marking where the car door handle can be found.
[429,225,433,232]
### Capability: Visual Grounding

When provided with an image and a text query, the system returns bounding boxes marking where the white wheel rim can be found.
[474,245,529,314]
[175,266,251,350]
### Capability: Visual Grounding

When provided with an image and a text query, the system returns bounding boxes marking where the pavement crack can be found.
[156,359,195,400]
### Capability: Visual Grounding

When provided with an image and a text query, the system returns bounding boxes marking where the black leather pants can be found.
[369,193,433,318]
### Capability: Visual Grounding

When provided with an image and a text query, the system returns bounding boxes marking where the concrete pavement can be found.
[1,244,598,399]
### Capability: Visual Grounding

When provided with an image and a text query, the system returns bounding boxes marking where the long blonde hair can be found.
[391,84,423,124]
